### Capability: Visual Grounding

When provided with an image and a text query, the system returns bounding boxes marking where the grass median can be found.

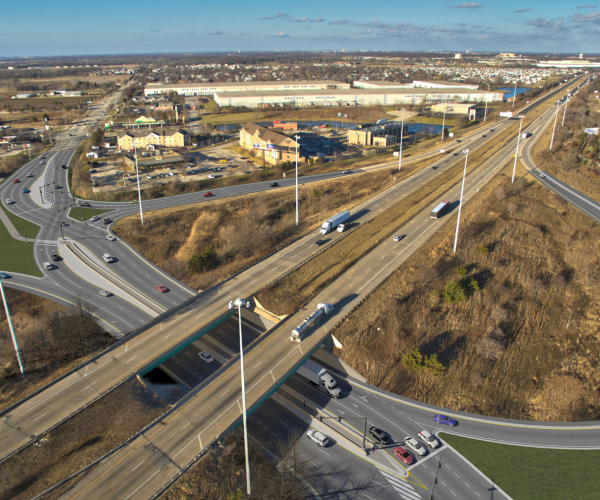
[441,433,600,500]
[0,207,42,277]
[68,207,113,221]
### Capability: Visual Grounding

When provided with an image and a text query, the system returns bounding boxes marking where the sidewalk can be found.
[0,206,27,242]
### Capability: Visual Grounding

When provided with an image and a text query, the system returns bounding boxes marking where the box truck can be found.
[297,360,342,398]
[431,200,450,219]
[320,211,350,235]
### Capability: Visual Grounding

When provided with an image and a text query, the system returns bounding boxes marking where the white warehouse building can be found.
[214,87,505,108]
[353,79,479,90]
[144,80,350,97]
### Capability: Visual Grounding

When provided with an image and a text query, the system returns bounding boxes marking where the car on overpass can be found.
[155,285,169,293]
[198,352,214,363]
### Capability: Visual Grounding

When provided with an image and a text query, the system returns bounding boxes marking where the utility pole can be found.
[134,146,144,225]
[512,115,525,184]
[295,135,300,226]
[0,279,25,376]
[398,108,406,171]
[453,149,469,254]
[58,221,64,240]
[79,202,84,221]
[512,80,517,108]
[228,298,252,496]
[549,101,560,152]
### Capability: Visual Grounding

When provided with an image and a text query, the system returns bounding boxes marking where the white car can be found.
[198,351,214,363]
[208,174,215,179]
[91,216,100,222]
[5,199,15,205]
[418,430,439,449]
[26,173,34,178]
[393,235,403,242]
[99,290,112,297]
[307,429,329,447]
[404,436,427,456]
[43,262,53,270]
[106,235,117,241]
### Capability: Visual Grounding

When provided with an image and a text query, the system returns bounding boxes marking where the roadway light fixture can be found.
[295,135,300,226]
[428,458,442,500]
[512,80,517,108]
[549,101,560,152]
[58,221,65,240]
[134,145,144,225]
[398,108,406,171]
[562,93,570,127]
[0,279,25,376]
[512,115,526,184]
[484,84,490,123]
[441,108,446,142]
[228,297,252,496]
[453,149,469,254]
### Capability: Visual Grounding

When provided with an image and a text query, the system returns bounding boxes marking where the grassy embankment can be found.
[255,100,552,316]
[441,433,600,500]
[326,155,600,422]
[0,206,42,276]
[0,379,168,500]
[68,207,113,221]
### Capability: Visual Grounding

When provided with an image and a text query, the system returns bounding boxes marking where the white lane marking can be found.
[123,470,160,500]
[318,448,331,457]
[180,422,192,432]
[33,412,48,422]
[379,470,422,500]
[370,479,386,487]
[220,389,231,398]
[132,460,145,471]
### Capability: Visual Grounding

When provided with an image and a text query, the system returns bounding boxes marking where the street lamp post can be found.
[549,101,560,152]
[295,135,300,226]
[562,94,570,127]
[512,80,517,108]
[134,146,144,225]
[398,108,406,171]
[428,458,442,500]
[453,149,469,254]
[0,279,25,376]
[228,298,252,496]
[512,115,526,184]
[58,220,64,240]
[441,109,446,142]
[484,84,489,122]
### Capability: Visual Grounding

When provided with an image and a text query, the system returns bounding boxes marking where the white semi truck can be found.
[290,303,334,342]
[320,211,350,235]
[297,360,342,398]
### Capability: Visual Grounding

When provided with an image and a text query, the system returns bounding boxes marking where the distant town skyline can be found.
[1,0,599,57]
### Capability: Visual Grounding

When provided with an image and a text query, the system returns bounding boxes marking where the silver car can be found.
[404,436,427,456]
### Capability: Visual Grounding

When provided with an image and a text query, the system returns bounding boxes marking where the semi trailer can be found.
[290,303,334,342]
[296,360,342,398]
[320,211,350,235]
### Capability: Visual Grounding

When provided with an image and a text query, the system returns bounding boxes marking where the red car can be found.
[203,192,213,197]
[13,179,19,183]
[155,285,169,293]
[394,446,414,465]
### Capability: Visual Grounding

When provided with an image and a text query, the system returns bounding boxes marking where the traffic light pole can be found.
[318,415,367,449]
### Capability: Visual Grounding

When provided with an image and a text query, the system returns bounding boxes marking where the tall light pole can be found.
[134,145,144,225]
[562,94,570,126]
[512,80,517,108]
[295,135,300,226]
[228,298,252,496]
[549,101,560,152]
[453,149,469,254]
[484,84,489,122]
[441,108,446,142]
[398,108,406,171]
[0,279,25,376]
[512,115,525,184]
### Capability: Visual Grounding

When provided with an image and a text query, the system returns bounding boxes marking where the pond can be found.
[498,87,530,99]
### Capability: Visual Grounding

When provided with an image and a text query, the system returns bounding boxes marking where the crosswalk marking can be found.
[379,470,422,500]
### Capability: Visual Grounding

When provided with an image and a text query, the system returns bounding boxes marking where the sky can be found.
[1,0,599,57]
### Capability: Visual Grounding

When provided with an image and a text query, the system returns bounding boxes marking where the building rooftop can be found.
[242,122,298,146]
[217,87,504,98]
[146,80,349,89]
[117,129,186,138]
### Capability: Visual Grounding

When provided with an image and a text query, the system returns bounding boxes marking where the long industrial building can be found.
[213,87,505,108]
[353,80,479,90]
[144,80,350,96]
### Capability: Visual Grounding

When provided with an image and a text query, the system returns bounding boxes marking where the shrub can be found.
[456,266,467,276]
[477,245,489,255]
[401,347,445,375]
[188,249,220,274]
[442,281,467,303]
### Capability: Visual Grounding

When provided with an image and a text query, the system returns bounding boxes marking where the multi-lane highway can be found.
[0,76,594,500]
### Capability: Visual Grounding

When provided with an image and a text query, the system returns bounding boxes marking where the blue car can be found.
[434,414,457,426]
[0,273,10,279]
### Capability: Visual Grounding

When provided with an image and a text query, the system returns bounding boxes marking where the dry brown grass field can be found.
[113,168,404,292]
[0,379,168,500]
[331,161,600,422]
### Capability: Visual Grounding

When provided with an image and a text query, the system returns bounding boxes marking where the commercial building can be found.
[353,80,479,90]
[431,103,477,119]
[239,123,300,166]
[123,154,185,171]
[144,80,350,97]
[412,80,479,90]
[347,121,409,147]
[215,87,504,108]
[116,129,187,151]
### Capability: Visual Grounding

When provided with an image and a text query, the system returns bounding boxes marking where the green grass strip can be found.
[68,207,113,221]
[441,432,600,500]
[0,207,42,277]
